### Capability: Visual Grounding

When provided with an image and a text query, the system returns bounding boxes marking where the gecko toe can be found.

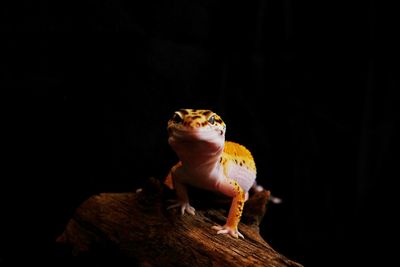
[212,225,244,239]
[186,206,195,215]
[168,201,195,215]
[167,202,181,210]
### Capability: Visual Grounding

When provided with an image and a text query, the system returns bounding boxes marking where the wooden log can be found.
[57,177,303,267]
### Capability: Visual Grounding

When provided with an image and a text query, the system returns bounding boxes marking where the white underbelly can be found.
[226,163,256,192]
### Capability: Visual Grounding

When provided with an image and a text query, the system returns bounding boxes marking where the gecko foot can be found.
[212,225,244,239]
[167,201,196,215]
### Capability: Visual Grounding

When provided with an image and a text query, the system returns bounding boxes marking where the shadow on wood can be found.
[57,177,303,266]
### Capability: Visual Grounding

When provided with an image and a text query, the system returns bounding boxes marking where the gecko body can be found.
[165,109,258,238]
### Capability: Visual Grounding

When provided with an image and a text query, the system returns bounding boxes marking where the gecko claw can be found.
[167,201,195,215]
[212,225,244,239]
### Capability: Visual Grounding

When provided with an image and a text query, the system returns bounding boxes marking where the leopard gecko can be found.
[164,108,262,238]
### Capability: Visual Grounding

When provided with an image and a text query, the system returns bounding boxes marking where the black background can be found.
[1,1,399,266]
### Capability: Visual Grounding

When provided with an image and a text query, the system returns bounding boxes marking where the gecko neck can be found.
[169,137,224,173]
[180,148,223,171]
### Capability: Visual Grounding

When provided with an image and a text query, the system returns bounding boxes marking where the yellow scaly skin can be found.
[165,109,257,238]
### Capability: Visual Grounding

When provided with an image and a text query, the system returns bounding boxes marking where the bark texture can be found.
[57,178,303,267]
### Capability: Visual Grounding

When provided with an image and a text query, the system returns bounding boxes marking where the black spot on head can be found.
[239,162,243,166]
[192,115,201,120]
[215,118,223,123]
[202,110,212,116]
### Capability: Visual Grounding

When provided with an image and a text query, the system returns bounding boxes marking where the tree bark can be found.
[57,177,303,267]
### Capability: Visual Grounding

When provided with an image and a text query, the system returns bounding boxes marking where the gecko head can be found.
[167,109,226,152]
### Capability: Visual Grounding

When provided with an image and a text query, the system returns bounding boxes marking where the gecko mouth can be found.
[168,131,224,156]
[168,127,224,142]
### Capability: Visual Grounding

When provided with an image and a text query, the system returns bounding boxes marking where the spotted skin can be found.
[165,109,258,238]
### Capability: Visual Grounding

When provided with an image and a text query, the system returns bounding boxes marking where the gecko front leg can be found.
[167,173,195,215]
[212,178,246,238]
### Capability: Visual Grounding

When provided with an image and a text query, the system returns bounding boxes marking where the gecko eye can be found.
[208,115,215,125]
[172,113,183,123]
